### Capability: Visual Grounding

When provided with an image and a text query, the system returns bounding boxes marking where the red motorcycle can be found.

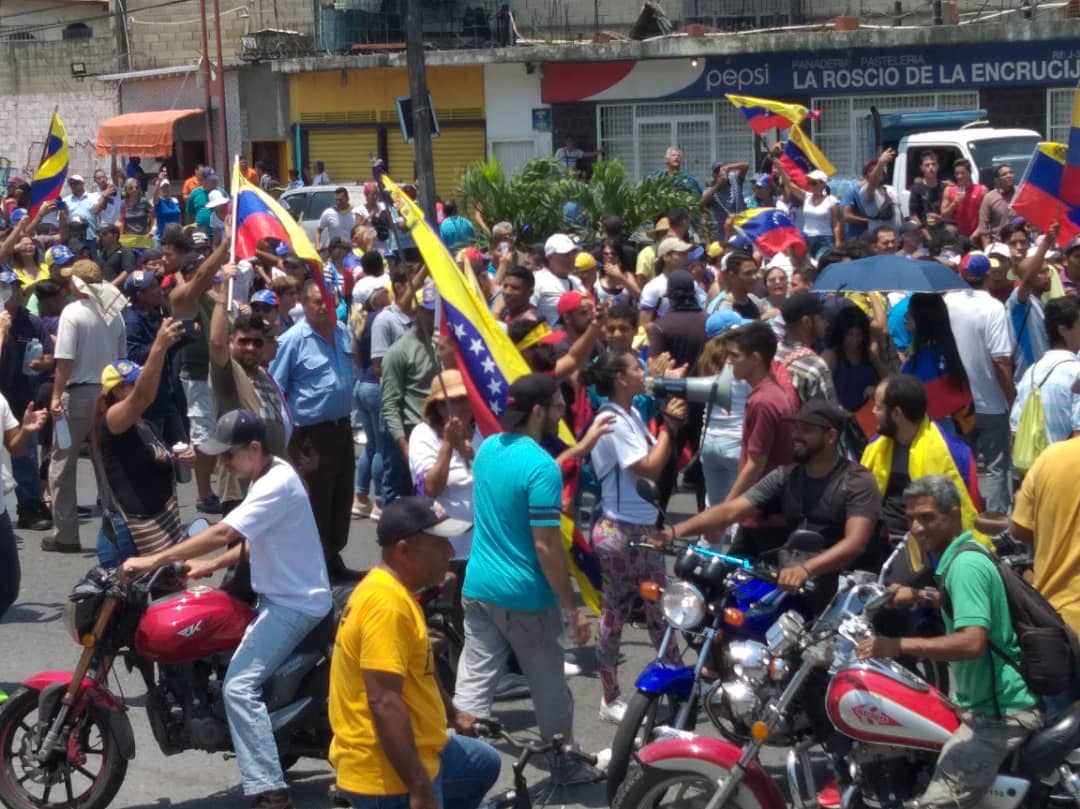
[0,562,461,809]
[614,573,1080,809]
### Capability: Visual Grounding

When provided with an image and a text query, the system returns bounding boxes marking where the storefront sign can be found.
[542,39,1080,102]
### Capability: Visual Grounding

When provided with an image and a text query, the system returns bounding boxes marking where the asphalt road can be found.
[0,452,797,809]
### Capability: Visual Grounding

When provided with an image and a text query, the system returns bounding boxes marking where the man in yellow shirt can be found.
[329,497,500,809]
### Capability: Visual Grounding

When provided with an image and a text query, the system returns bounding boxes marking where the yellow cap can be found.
[706,241,724,259]
[574,252,597,272]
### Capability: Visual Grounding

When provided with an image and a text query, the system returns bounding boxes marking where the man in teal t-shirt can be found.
[859,474,1041,809]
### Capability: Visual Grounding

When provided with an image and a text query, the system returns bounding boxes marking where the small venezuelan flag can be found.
[1012,142,1080,247]
[779,127,836,190]
[726,94,808,135]
[29,112,69,218]
[1060,86,1080,208]
[733,207,807,258]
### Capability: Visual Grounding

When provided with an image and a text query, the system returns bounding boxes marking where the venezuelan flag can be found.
[733,207,807,258]
[778,126,836,190]
[1061,87,1080,208]
[1012,142,1080,247]
[230,161,334,318]
[381,173,602,615]
[726,94,808,135]
[29,112,69,218]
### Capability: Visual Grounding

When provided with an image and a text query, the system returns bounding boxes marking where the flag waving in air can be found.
[1012,142,1080,246]
[733,207,807,257]
[1060,86,1080,208]
[29,111,69,218]
[726,94,808,135]
[779,126,837,190]
[379,173,602,615]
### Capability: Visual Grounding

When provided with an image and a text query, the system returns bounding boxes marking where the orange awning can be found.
[96,108,203,158]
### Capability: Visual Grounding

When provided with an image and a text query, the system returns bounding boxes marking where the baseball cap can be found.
[788,398,847,430]
[781,291,825,325]
[960,251,991,279]
[45,245,75,267]
[375,496,473,546]
[250,289,279,307]
[274,241,290,257]
[68,174,85,184]
[202,167,218,180]
[647,217,671,239]
[206,189,229,209]
[499,373,558,430]
[9,208,27,224]
[656,236,693,258]
[327,236,350,251]
[985,242,1011,261]
[1064,235,1080,256]
[123,269,158,295]
[190,230,211,249]
[101,360,141,395]
[667,268,696,298]
[706,310,750,339]
[61,259,102,284]
[899,221,922,234]
[726,233,754,253]
[137,248,163,267]
[363,181,378,193]
[544,233,578,257]
[706,241,724,259]
[0,267,17,286]
[159,178,171,188]
[573,252,597,273]
[557,290,590,318]
[199,409,268,456]
[754,173,772,189]
[688,245,705,263]
[415,282,436,311]
[807,169,829,184]
[180,252,203,275]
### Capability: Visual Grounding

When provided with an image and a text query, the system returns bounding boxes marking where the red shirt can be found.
[740,376,796,527]
[945,183,984,237]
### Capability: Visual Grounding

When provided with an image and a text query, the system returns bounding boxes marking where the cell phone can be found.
[181,319,197,340]
[500,243,511,256]
[55,199,66,211]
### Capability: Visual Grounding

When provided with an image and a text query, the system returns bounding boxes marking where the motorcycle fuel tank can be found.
[826,660,960,750]
[135,586,255,664]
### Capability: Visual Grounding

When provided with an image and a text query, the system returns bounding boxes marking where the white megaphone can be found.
[645,365,733,412]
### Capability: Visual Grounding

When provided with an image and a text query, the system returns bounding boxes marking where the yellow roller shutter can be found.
[382,124,486,200]
[307,128,379,185]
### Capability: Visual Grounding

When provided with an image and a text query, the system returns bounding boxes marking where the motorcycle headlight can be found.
[725,640,770,682]
[662,581,706,629]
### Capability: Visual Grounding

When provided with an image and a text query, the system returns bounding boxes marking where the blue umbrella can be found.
[812,254,970,293]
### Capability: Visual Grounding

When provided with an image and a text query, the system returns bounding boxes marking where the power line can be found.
[0,0,194,39]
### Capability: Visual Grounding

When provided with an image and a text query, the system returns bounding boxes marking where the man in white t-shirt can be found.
[316,187,356,250]
[945,252,1015,513]
[122,409,331,809]
[532,233,584,326]
[638,237,707,326]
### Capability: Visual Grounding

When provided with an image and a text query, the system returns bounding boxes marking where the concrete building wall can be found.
[483,63,551,176]
[0,0,109,42]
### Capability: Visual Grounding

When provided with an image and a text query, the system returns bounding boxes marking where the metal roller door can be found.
[306,128,379,185]
[385,124,486,199]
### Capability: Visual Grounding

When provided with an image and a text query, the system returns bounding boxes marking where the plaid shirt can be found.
[776,340,837,406]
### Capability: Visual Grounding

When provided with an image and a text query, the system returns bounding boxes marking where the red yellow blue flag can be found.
[733,207,807,258]
[726,94,808,135]
[380,173,602,614]
[1060,87,1080,208]
[1012,142,1080,247]
[779,126,836,190]
[29,112,68,218]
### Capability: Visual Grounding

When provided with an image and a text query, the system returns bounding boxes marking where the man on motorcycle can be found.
[660,398,884,596]
[328,496,500,809]
[858,474,1042,809]
[122,409,332,809]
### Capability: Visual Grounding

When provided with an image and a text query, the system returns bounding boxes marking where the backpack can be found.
[1013,358,1074,473]
[941,544,1080,702]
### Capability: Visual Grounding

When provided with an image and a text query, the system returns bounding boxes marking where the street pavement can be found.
[0,452,794,809]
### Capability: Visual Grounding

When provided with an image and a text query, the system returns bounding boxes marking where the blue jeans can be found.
[11,432,42,509]
[700,434,740,508]
[341,734,501,809]
[353,380,384,502]
[382,425,413,505]
[223,597,326,795]
[807,235,835,260]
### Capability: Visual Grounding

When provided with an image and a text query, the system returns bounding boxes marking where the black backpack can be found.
[942,544,1080,701]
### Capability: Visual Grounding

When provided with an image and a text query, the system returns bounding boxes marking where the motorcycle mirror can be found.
[636,479,661,505]
[187,518,210,537]
[783,529,825,553]
[865,590,894,614]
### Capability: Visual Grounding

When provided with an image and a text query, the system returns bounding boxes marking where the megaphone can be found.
[646,365,733,412]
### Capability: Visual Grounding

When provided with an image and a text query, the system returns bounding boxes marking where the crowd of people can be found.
[0,136,1077,809]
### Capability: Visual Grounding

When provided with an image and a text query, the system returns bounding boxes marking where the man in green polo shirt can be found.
[857,474,1042,809]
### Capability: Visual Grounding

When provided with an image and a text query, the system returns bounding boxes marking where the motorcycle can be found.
[613,572,1080,809]
[0,560,462,809]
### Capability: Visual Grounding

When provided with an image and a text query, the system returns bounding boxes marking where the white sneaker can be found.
[563,654,582,677]
[351,499,372,519]
[369,504,382,521]
[598,697,628,724]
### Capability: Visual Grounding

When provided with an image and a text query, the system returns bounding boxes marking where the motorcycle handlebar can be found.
[472,720,599,766]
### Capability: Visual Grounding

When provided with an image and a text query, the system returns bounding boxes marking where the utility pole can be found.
[403,0,437,223]
[212,0,229,178]
[198,0,216,168]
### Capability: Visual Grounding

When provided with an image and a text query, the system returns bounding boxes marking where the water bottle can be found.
[22,338,42,376]
[54,414,71,450]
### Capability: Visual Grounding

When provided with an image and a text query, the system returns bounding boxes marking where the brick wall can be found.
[0,88,116,180]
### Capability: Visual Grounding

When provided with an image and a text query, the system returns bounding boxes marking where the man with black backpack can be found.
[859,475,1044,809]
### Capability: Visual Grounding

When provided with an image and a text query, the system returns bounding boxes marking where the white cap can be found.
[656,236,694,258]
[986,241,1011,261]
[807,169,829,183]
[159,177,170,187]
[206,189,230,209]
[69,174,85,184]
[544,233,578,257]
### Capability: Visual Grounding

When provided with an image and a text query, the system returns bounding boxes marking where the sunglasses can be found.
[237,337,265,348]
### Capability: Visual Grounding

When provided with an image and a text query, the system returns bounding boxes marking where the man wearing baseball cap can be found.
[533,233,584,327]
[453,373,600,785]
[123,409,331,809]
[328,496,500,809]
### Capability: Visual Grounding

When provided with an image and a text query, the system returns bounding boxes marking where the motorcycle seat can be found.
[1019,702,1080,778]
[295,610,338,654]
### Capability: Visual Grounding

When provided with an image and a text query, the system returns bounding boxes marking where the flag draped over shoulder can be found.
[29,112,68,218]
[779,126,836,190]
[1060,87,1080,208]
[229,162,334,318]
[1012,142,1080,247]
[379,173,602,615]
[726,94,808,135]
[733,207,807,257]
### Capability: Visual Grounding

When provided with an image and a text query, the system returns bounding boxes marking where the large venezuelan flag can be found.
[778,126,836,191]
[733,207,807,257]
[380,173,602,615]
[726,94,808,135]
[1012,142,1080,247]
[29,112,69,218]
[1060,87,1080,208]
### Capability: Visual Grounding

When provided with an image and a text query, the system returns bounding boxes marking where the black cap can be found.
[199,409,267,455]
[180,252,202,275]
[788,398,847,430]
[328,236,350,251]
[376,496,473,545]
[899,221,922,234]
[499,373,557,430]
[781,291,824,325]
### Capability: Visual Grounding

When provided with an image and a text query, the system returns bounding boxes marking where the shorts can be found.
[182,379,215,448]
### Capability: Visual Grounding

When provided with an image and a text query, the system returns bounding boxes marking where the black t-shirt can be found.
[100,419,174,517]
[908,180,944,225]
[732,298,762,321]
[649,310,708,369]
[882,443,911,537]
[100,245,135,282]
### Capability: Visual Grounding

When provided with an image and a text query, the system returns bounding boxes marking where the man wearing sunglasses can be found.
[209,264,288,515]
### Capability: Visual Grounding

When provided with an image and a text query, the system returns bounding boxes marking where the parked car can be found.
[279,183,367,246]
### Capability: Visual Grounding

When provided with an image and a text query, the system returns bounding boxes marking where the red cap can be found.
[539,329,567,345]
[557,290,589,317]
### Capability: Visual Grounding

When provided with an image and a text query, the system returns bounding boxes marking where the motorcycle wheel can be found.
[606,691,689,804]
[0,687,128,809]
[613,764,753,809]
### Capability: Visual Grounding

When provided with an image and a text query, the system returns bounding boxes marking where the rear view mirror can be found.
[636,479,660,505]
[187,518,210,537]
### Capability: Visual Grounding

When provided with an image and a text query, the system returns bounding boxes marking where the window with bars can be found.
[1048,88,1074,144]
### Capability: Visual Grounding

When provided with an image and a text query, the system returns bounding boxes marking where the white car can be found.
[279,183,368,246]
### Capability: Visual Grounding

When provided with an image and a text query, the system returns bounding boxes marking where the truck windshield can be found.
[967,136,1040,189]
